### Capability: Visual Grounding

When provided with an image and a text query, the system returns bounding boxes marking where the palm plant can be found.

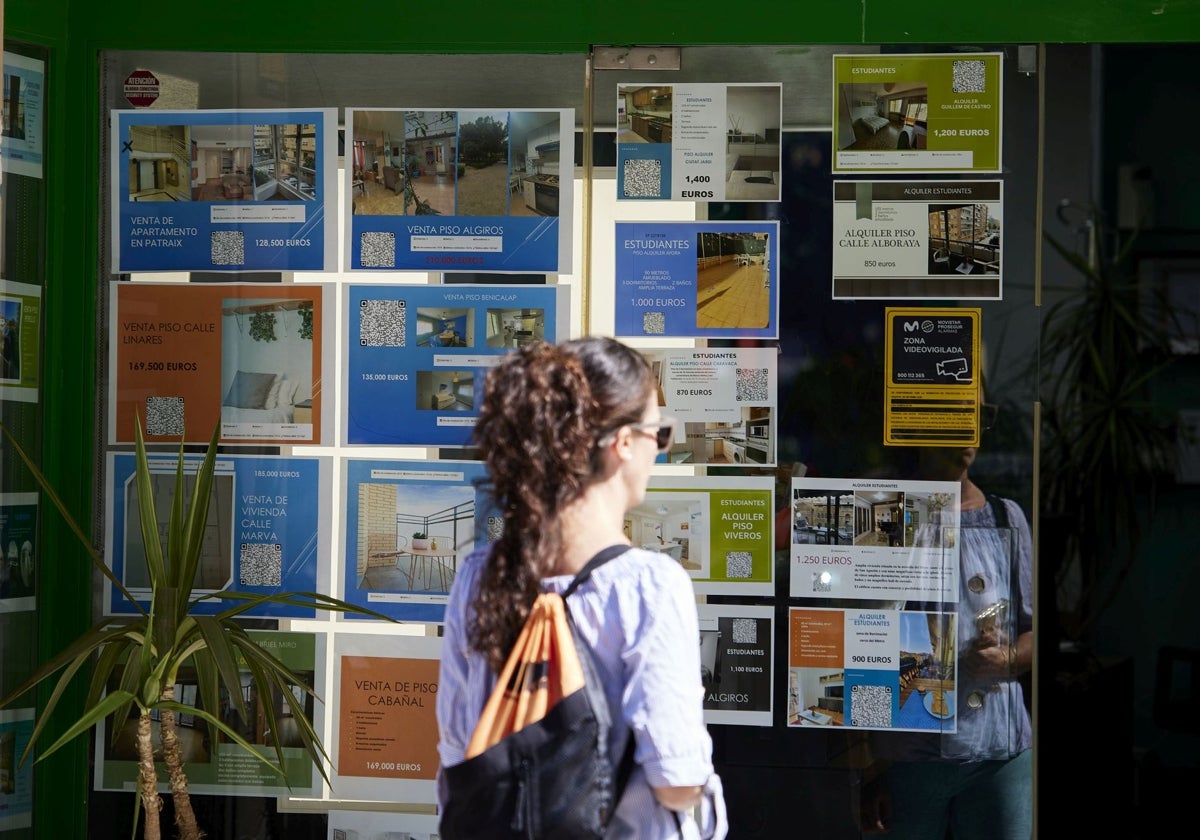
[1039,200,1181,643]
[0,419,387,839]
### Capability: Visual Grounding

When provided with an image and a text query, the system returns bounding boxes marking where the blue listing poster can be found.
[0,494,38,613]
[0,709,34,830]
[344,283,567,446]
[614,221,779,339]
[103,452,332,618]
[345,108,573,274]
[341,459,496,624]
[110,109,338,272]
[2,52,45,178]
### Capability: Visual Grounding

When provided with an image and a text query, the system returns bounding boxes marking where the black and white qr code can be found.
[812,572,832,593]
[486,516,504,542]
[359,299,406,346]
[730,618,758,645]
[145,396,184,436]
[850,684,893,728]
[360,232,397,267]
[239,543,282,587]
[725,551,753,578]
[735,368,769,402]
[642,312,666,335]
[211,231,245,266]
[951,60,987,93]
[623,159,663,198]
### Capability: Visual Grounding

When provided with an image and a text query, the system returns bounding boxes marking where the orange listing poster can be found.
[789,607,844,669]
[109,282,330,445]
[337,655,440,781]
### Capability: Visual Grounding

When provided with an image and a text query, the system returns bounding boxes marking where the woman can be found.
[436,337,725,838]
[863,442,1033,839]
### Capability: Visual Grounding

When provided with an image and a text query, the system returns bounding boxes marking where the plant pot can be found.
[411,538,430,550]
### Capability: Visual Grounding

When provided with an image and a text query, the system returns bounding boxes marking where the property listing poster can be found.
[832,181,1003,300]
[642,347,777,467]
[330,634,441,804]
[832,53,1002,173]
[0,494,37,613]
[789,476,960,601]
[345,108,573,274]
[699,604,774,726]
[614,221,779,339]
[788,606,958,733]
[883,307,982,446]
[1,52,45,178]
[328,810,441,840]
[110,109,338,272]
[0,280,42,403]
[95,631,324,797]
[342,458,495,624]
[640,476,774,596]
[0,708,34,830]
[109,282,332,446]
[103,452,332,618]
[344,284,567,446]
[616,83,782,203]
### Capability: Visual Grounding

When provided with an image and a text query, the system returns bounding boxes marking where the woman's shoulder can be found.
[540,545,692,596]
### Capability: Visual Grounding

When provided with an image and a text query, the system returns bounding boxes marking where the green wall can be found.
[4,0,1200,835]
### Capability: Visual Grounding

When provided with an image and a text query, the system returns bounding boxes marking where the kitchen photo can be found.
[484,307,545,349]
[617,85,673,144]
[625,492,709,578]
[725,84,782,201]
[508,111,562,217]
[666,407,773,466]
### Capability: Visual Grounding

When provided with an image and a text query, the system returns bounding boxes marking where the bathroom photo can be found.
[625,492,709,578]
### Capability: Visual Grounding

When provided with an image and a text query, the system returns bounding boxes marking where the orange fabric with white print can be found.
[464,593,586,759]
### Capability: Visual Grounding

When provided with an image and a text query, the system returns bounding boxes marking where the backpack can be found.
[440,544,635,840]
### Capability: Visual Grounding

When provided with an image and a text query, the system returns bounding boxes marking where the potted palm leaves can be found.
[0,419,387,839]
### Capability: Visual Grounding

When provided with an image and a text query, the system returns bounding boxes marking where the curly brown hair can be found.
[469,336,653,672]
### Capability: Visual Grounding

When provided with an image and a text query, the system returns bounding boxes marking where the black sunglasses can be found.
[625,417,677,452]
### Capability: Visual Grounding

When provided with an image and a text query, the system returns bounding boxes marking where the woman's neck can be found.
[551,488,632,576]
[959,475,986,511]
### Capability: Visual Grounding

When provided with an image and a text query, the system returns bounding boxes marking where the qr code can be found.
[735,368,769,402]
[725,551,752,579]
[359,299,406,346]
[486,516,504,542]
[730,618,757,645]
[952,60,987,93]
[211,231,245,266]
[642,312,666,335]
[623,159,663,198]
[360,231,397,267]
[812,572,832,593]
[145,396,184,436]
[239,543,282,587]
[850,684,893,728]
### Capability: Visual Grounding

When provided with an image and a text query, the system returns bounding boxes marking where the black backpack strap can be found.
[561,543,638,808]
[987,494,1010,528]
[562,543,630,599]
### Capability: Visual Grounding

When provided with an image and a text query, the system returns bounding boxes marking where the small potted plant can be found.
[411,531,430,550]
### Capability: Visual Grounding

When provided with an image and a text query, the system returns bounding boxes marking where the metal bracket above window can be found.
[592,46,681,71]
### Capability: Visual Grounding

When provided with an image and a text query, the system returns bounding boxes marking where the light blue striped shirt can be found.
[437,545,721,838]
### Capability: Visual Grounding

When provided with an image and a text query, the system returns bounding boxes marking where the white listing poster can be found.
[642,346,777,467]
[832,180,1002,299]
[617,83,782,202]
[788,477,960,601]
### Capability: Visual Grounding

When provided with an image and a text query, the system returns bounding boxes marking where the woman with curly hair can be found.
[436,336,725,838]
